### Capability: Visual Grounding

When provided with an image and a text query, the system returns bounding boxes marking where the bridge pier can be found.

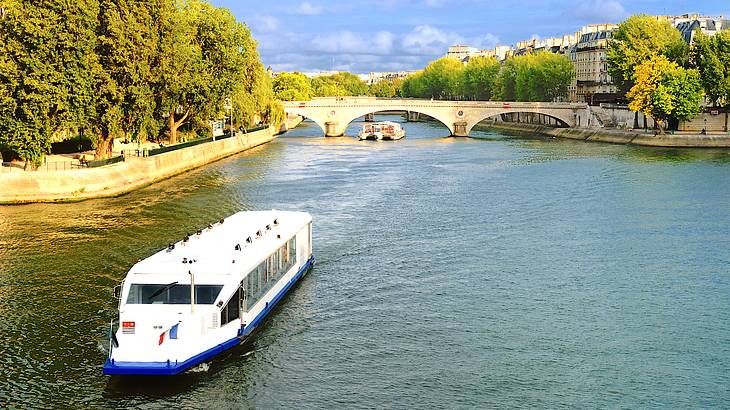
[325,122,344,137]
[452,121,469,137]
[407,111,420,122]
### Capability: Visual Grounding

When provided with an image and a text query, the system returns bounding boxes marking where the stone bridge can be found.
[283,97,592,137]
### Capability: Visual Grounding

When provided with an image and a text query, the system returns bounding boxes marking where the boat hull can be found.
[103,255,315,376]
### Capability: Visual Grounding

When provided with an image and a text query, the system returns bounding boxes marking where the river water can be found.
[1,116,729,408]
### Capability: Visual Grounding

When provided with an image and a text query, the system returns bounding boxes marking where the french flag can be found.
[158,323,179,345]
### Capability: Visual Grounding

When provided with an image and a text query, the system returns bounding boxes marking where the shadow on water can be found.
[470,127,730,165]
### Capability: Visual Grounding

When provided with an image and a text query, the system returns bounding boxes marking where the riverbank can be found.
[0,126,276,204]
[478,122,730,148]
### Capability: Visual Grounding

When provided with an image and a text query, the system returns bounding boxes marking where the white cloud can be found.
[402,25,463,55]
[311,30,395,55]
[293,1,323,16]
[249,15,279,33]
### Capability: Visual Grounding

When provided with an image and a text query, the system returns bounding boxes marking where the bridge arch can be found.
[464,109,576,135]
[339,106,455,136]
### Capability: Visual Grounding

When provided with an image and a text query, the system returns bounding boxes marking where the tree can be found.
[272,72,313,101]
[91,0,160,159]
[0,0,98,167]
[421,57,464,99]
[401,72,428,98]
[494,52,573,102]
[494,57,522,101]
[627,55,703,134]
[608,14,689,92]
[368,78,404,98]
[692,30,730,108]
[311,72,369,97]
[462,56,500,100]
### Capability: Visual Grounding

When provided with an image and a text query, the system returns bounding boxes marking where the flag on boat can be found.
[158,323,180,345]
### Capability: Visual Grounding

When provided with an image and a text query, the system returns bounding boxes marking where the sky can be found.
[210,0,729,73]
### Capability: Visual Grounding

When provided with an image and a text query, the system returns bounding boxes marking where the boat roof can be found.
[126,210,311,284]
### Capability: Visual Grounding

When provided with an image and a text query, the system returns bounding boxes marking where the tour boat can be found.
[358,121,406,141]
[103,210,314,376]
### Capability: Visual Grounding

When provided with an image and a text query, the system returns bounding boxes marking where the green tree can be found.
[462,56,500,100]
[0,0,98,167]
[272,72,313,101]
[692,30,730,108]
[311,72,369,97]
[608,14,689,92]
[368,78,404,98]
[422,57,464,99]
[494,57,522,101]
[401,72,428,98]
[91,0,160,158]
[627,54,703,134]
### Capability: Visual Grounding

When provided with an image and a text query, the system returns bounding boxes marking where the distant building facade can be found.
[569,24,619,104]
[365,71,415,85]
[673,15,730,44]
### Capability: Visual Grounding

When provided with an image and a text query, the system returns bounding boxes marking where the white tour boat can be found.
[358,121,406,141]
[103,210,314,376]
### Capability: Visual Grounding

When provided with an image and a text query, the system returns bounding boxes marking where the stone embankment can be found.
[0,126,276,204]
[480,122,730,148]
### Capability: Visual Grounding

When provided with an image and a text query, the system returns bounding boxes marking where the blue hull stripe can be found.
[103,255,315,376]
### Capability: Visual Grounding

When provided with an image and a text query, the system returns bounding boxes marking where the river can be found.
[1,115,729,408]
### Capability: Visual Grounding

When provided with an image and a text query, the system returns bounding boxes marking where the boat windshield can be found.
[126,284,223,304]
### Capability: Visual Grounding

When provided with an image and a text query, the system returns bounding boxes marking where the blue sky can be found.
[210,0,729,73]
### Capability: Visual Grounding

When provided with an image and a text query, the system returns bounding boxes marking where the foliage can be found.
[312,72,368,97]
[0,0,98,167]
[92,0,160,158]
[368,78,404,98]
[691,30,730,108]
[421,57,465,99]
[627,55,703,133]
[272,72,313,101]
[608,14,688,92]
[462,57,500,100]
[0,0,279,163]
[515,52,574,102]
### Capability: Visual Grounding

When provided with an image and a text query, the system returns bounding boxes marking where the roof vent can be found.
[256,230,262,238]
[273,218,279,226]
[196,230,202,236]
[246,236,253,243]
[219,218,225,224]
[266,224,271,231]
[234,244,241,251]
[167,243,175,252]
[182,257,188,264]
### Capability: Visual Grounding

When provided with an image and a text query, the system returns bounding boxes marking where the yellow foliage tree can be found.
[627,55,703,134]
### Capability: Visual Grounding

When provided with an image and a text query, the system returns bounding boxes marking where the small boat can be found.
[103,211,314,376]
[358,121,406,141]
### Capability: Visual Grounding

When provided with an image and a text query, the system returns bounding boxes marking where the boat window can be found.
[126,284,223,304]
[243,234,299,311]
[220,287,241,326]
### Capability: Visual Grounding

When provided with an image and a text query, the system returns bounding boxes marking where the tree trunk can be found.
[168,109,190,145]
[95,127,112,160]
[725,111,728,133]
[169,111,177,145]
[633,111,639,129]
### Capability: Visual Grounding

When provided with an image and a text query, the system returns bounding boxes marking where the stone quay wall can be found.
[480,122,730,148]
[0,126,276,204]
